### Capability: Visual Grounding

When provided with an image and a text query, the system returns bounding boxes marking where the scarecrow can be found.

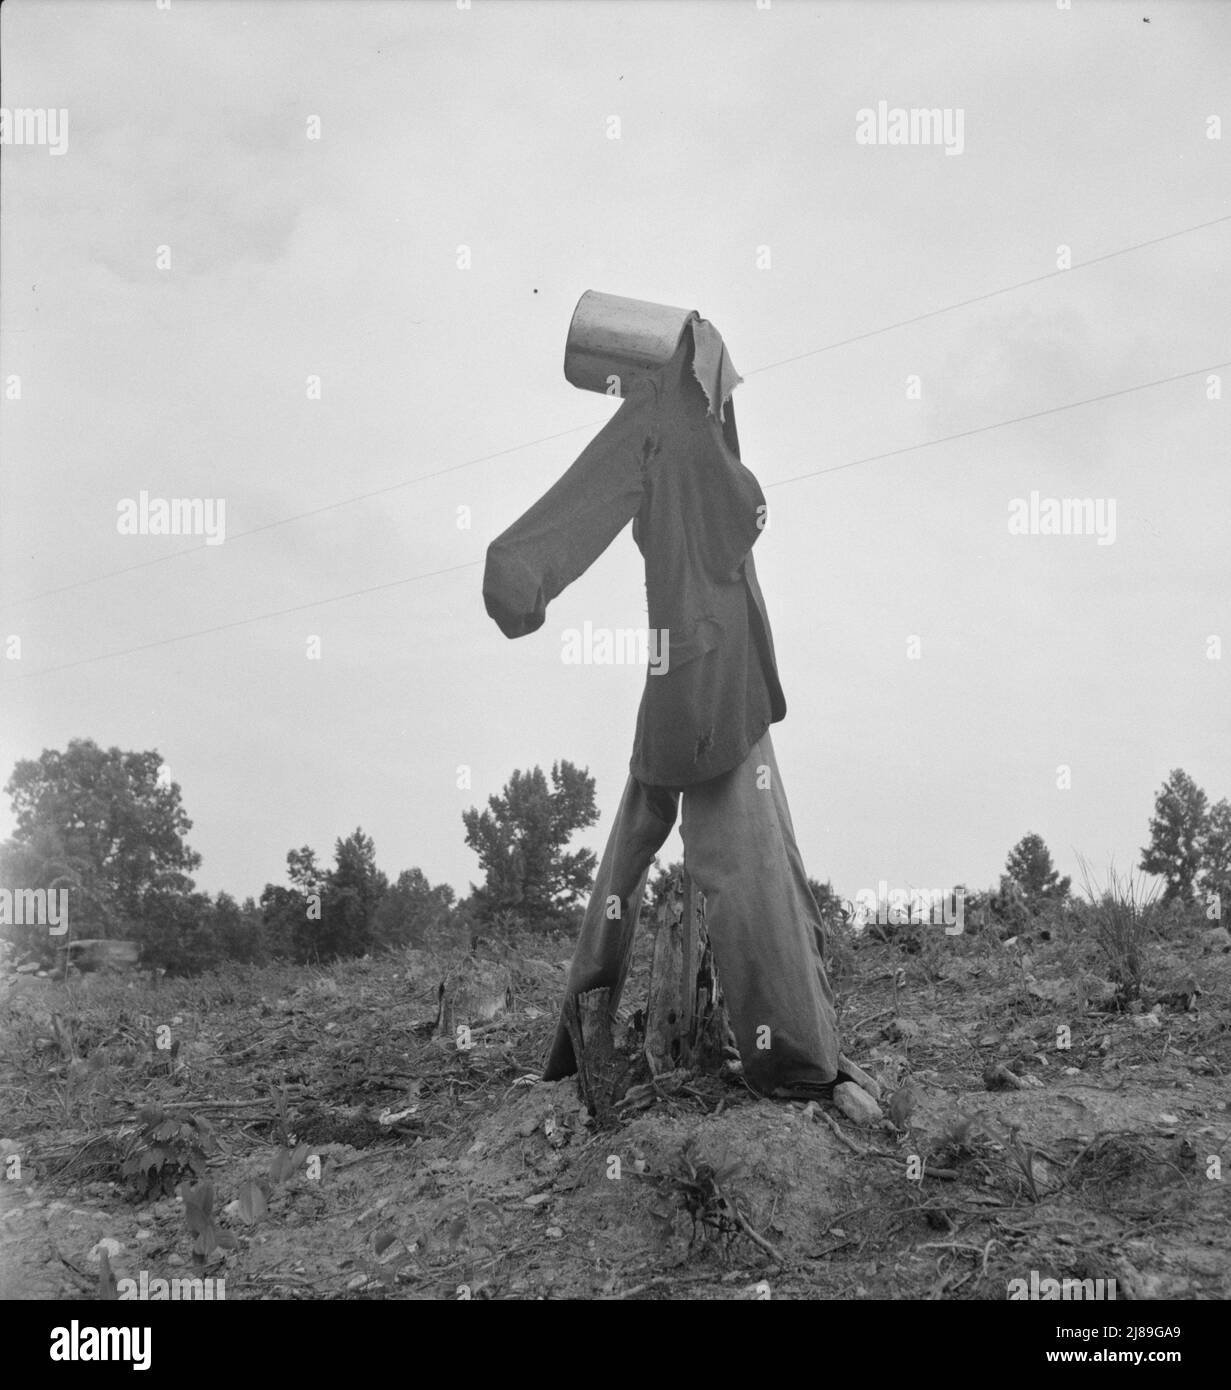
[483,292,846,1100]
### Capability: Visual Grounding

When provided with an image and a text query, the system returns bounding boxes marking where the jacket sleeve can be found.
[483,385,657,638]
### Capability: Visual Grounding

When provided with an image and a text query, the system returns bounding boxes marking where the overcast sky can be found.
[2,0,1228,912]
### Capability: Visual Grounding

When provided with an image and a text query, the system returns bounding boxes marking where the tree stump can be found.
[561,869,734,1120]
[562,986,620,1126]
[434,955,513,1040]
[644,869,732,1078]
[644,875,687,1074]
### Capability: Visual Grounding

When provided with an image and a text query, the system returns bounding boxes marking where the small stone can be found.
[546,1226,563,1239]
[837,1055,882,1101]
[833,1082,881,1126]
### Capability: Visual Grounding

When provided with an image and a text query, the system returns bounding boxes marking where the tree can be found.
[261,845,324,961]
[462,762,598,927]
[139,889,220,976]
[1198,798,1231,918]
[211,892,266,966]
[807,878,849,926]
[645,859,684,919]
[3,739,199,934]
[372,868,456,950]
[1140,769,1208,904]
[320,828,387,959]
[1004,833,1071,914]
[261,832,388,963]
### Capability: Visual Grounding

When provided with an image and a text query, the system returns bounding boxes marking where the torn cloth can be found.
[483,317,785,788]
[541,732,842,1094]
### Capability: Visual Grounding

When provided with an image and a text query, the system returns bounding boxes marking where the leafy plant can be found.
[121,1104,214,1199]
[180,1178,237,1264]
[438,1184,505,1255]
[936,1108,983,1153]
[638,1139,781,1263]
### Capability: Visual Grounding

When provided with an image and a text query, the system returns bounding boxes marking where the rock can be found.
[833,1082,881,1126]
[838,1054,882,1101]
[1205,927,1230,952]
[984,1062,1029,1090]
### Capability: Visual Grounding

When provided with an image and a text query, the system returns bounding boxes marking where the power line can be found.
[764,359,1228,489]
[12,357,1225,681]
[746,210,1231,376]
[11,561,480,679]
[6,208,1227,611]
[1,421,605,609]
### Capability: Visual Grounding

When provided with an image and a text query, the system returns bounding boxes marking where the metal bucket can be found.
[563,290,696,396]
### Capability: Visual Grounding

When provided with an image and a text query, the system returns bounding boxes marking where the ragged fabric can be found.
[540,733,841,1095]
[483,318,784,788]
[689,316,743,422]
[483,310,841,1093]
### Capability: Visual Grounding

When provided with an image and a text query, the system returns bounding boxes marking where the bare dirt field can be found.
[2,915,1228,1301]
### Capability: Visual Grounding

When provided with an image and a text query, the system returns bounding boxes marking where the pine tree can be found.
[1004,832,1071,913]
[1140,769,1208,904]
[1197,798,1231,919]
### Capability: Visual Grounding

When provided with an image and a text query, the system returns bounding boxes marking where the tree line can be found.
[0,741,1225,976]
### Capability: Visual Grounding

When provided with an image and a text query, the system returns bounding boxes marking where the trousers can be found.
[542,731,841,1094]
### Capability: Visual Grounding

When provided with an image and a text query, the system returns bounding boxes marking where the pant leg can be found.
[542,774,679,1080]
[679,731,841,1094]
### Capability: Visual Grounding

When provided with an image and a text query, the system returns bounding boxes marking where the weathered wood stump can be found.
[645,869,732,1078]
[434,955,513,1040]
[561,868,733,1120]
[562,986,620,1125]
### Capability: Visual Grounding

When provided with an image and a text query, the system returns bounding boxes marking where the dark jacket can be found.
[483,319,786,787]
